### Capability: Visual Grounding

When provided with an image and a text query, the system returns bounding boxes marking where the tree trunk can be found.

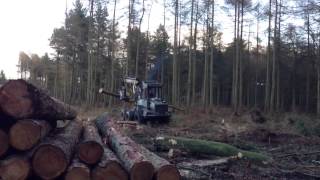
[0,129,9,158]
[0,79,77,121]
[172,0,179,105]
[109,0,117,107]
[78,123,104,165]
[270,0,278,112]
[95,113,154,180]
[0,155,30,180]
[192,1,199,105]
[209,0,215,106]
[154,136,271,163]
[92,145,129,180]
[65,156,90,180]
[265,0,272,112]
[317,63,320,116]
[32,120,83,179]
[9,119,52,151]
[137,144,180,180]
[187,0,194,106]
[135,0,145,78]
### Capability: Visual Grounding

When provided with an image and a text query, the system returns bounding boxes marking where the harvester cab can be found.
[99,77,171,123]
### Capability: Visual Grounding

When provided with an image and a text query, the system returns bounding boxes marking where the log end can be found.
[9,120,41,150]
[32,145,67,179]
[0,129,9,157]
[0,157,30,180]
[78,141,104,165]
[157,164,181,180]
[0,80,33,119]
[92,161,129,180]
[130,161,154,180]
[65,167,90,180]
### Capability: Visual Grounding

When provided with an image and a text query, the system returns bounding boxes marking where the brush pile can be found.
[0,80,180,180]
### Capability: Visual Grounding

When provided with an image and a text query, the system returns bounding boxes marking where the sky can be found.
[0,0,265,79]
[0,0,74,79]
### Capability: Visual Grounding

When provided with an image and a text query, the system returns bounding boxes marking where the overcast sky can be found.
[0,0,264,79]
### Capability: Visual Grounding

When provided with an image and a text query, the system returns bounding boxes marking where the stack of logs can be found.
[0,79,180,180]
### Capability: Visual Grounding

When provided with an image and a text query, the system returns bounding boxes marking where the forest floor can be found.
[82,106,320,179]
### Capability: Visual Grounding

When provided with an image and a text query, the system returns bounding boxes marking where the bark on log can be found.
[78,124,104,165]
[137,144,181,180]
[155,136,271,163]
[0,155,30,180]
[92,145,128,180]
[95,113,154,180]
[32,120,83,179]
[0,129,9,158]
[65,156,90,180]
[9,119,52,151]
[0,79,77,121]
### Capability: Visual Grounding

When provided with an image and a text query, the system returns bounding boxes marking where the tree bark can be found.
[95,113,154,180]
[0,129,9,158]
[92,145,129,180]
[154,136,271,163]
[78,123,104,165]
[191,1,199,105]
[0,79,77,121]
[270,0,278,112]
[265,0,272,112]
[32,120,83,179]
[9,119,52,151]
[65,155,90,180]
[187,0,194,106]
[0,155,30,180]
[137,144,180,180]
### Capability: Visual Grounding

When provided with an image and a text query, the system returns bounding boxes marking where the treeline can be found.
[17,0,320,114]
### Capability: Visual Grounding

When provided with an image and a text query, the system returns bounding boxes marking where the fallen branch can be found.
[277,151,320,158]
[155,136,271,164]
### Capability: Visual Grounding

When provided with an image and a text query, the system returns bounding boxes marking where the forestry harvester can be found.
[99,77,173,123]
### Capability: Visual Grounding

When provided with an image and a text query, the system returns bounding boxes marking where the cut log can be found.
[0,129,9,157]
[32,120,83,179]
[0,155,30,180]
[92,145,128,180]
[95,113,154,180]
[78,124,104,165]
[0,79,77,121]
[137,144,181,180]
[9,119,52,151]
[65,156,90,180]
[155,136,271,163]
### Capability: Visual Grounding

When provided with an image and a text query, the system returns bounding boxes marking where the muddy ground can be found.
[85,107,320,179]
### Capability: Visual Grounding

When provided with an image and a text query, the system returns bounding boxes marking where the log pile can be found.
[0,80,180,180]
